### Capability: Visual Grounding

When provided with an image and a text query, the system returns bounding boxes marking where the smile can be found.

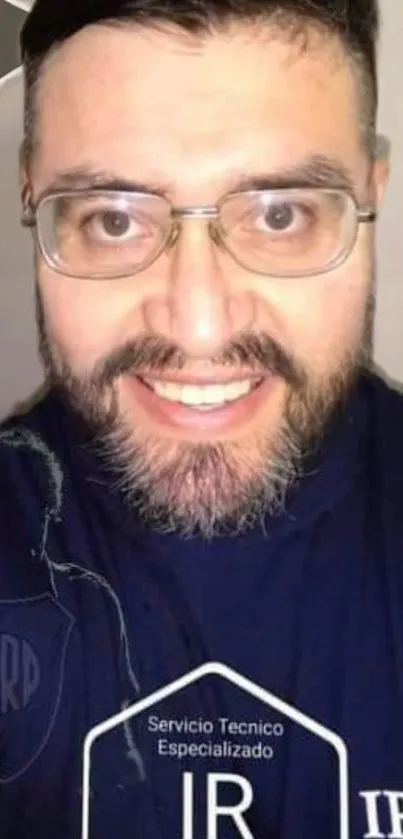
[139,377,264,410]
[127,373,274,435]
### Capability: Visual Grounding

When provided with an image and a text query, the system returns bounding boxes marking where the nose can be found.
[145,218,256,359]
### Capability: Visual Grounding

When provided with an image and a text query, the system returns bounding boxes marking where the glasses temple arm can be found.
[358,208,377,223]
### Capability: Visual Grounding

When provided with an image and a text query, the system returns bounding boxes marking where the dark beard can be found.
[36,287,373,539]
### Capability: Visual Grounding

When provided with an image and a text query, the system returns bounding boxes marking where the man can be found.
[0,0,401,836]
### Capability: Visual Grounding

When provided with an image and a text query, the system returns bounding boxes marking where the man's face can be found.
[24,21,387,536]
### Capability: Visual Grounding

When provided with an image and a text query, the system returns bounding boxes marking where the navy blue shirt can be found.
[0,369,403,839]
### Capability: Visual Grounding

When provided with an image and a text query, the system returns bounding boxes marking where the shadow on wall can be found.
[377,134,390,160]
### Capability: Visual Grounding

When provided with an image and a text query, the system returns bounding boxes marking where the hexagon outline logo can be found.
[81,660,349,839]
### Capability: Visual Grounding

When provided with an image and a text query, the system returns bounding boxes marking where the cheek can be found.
[257,261,371,374]
[38,268,147,371]
[306,281,368,367]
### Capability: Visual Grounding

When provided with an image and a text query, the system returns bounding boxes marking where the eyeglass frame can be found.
[21,186,377,280]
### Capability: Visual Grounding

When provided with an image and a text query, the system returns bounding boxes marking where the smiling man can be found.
[1,1,403,838]
[20,0,384,540]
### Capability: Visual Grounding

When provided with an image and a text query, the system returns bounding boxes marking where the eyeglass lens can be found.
[35,188,356,279]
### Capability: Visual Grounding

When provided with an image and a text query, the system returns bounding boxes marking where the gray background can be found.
[0,2,23,74]
[0,1,403,418]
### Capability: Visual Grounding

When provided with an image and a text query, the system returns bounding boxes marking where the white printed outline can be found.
[82,660,350,839]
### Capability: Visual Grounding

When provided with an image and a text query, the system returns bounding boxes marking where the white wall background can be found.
[374,2,403,385]
[0,0,402,418]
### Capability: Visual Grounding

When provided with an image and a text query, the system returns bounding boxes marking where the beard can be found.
[36,287,374,539]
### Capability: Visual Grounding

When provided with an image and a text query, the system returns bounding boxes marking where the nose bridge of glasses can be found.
[168,205,223,250]
[172,205,219,220]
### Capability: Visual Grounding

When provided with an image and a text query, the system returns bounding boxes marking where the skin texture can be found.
[21,22,389,537]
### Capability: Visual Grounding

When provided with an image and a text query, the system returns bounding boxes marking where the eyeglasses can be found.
[21,187,376,280]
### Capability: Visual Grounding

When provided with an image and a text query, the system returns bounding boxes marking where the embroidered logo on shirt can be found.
[0,594,74,782]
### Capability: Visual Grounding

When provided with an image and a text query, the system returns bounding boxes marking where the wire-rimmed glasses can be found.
[21,187,377,280]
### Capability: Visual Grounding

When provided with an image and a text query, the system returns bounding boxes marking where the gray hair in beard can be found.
[35,286,374,539]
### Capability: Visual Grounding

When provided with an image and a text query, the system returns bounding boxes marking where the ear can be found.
[19,140,31,207]
[370,134,391,208]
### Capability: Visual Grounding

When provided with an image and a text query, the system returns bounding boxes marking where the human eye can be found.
[85,209,135,241]
[44,192,168,276]
[219,189,347,276]
[78,203,152,245]
[251,195,316,237]
[52,195,157,248]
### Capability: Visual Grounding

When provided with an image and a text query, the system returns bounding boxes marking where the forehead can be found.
[32,22,366,195]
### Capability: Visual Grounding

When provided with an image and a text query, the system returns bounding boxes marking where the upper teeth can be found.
[143,378,257,406]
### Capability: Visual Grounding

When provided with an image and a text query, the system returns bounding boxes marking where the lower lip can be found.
[126,375,275,434]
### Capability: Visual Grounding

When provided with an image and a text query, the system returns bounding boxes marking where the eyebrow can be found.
[234,155,356,195]
[38,154,356,202]
[37,168,169,203]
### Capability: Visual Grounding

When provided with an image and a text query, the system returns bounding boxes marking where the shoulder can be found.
[362,368,403,452]
[0,393,69,560]
[0,391,65,497]
[357,369,403,546]
[0,393,70,595]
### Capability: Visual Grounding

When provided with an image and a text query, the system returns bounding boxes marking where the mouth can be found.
[126,373,276,435]
[138,375,264,410]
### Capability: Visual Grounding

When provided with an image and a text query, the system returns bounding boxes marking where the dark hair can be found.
[20,0,379,156]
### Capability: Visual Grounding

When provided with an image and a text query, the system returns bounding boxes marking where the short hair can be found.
[20,0,379,159]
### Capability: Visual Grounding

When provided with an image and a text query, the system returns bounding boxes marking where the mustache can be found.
[91,333,307,390]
